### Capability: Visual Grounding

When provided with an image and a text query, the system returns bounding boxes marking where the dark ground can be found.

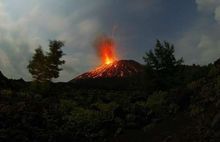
[0,63,220,142]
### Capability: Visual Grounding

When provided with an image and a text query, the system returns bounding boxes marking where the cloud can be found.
[174,0,220,65]
[214,6,220,22]
[0,0,104,81]
[195,0,220,12]
[0,2,30,79]
[195,0,220,23]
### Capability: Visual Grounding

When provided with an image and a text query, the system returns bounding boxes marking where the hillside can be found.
[70,60,145,90]
[72,60,144,80]
[0,61,219,142]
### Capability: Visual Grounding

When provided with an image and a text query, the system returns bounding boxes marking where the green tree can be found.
[27,40,65,82]
[143,40,183,72]
[46,40,65,79]
[27,47,48,82]
[143,40,183,90]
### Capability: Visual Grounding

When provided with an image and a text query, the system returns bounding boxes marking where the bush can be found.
[189,104,204,117]
[146,91,168,115]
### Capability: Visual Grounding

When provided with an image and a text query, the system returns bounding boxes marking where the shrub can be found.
[146,91,168,115]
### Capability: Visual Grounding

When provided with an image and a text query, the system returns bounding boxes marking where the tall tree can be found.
[143,40,183,73]
[47,40,65,79]
[27,40,65,82]
[143,40,183,90]
[27,47,48,82]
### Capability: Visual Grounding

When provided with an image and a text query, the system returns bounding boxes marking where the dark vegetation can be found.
[27,40,65,82]
[0,40,220,142]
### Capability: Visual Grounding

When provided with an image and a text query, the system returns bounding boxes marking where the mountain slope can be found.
[72,60,144,81]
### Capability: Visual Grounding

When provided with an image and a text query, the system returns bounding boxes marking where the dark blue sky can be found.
[98,0,198,62]
[0,0,219,81]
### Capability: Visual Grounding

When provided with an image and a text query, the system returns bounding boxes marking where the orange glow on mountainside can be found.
[73,60,144,80]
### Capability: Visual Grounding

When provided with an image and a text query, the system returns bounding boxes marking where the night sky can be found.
[0,0,219,81]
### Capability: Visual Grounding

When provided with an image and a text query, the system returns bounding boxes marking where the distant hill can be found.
[0,71,9,89]
[0,71,28,90]
[0,71,7,80]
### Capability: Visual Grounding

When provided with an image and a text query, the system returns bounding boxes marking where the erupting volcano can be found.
[72,35,144,81]
[74,60,144,80]
[95,35,118,65]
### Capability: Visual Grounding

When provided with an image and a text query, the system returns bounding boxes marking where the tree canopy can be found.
[143,40,183,90]
[143,40,183,72]
[27,40,65,82]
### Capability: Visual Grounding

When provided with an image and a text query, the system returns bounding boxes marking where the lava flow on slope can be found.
[73,60,144,80]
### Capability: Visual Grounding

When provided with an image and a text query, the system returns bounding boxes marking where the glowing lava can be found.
[73,60,144,80]
[95,35,118,65]
[105,56,112,65]
[71,36,144,82]
[101,46,117,65]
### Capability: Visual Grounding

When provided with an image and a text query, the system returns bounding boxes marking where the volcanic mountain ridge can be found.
[72,60,144,81]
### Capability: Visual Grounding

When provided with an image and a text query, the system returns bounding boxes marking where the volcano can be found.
[70,36,144,89]
[72,60,144,81]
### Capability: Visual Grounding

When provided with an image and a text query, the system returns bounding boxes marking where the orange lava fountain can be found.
[95,35,118,65]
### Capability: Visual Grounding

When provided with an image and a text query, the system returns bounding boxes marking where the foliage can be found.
[143,40,183,90]
[27,47,48,82]
[46,40,65,79]
[2,41,220,142]
[27,40,65,82]
[189,104,204,117]
[146,91,168,115]
[143,40,183,72]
